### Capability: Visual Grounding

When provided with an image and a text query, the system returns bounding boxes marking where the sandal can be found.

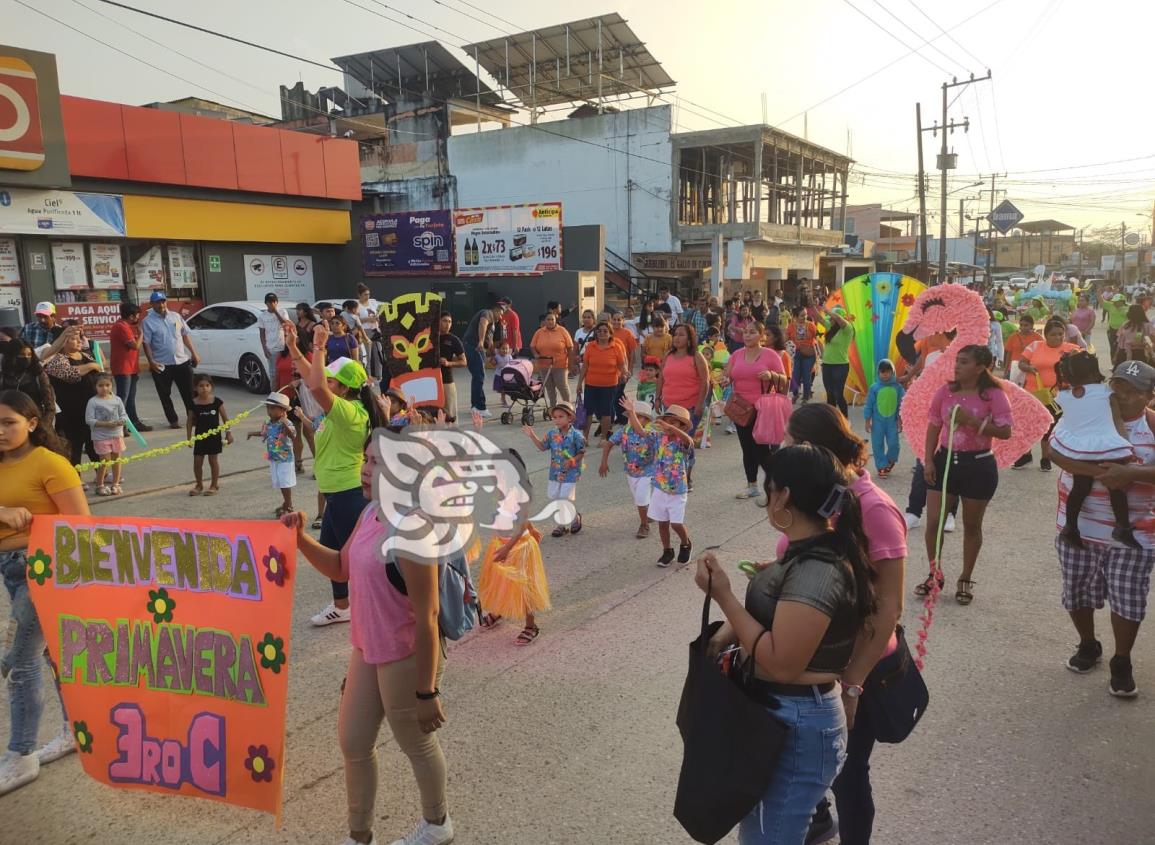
[635,524,650,539]
[551,525,570,538]
[914,570,945,597]
[204,488,219,497]
[515,624,540,646]
[479,613,502,630]
[189,487,203,497]
[311,516,323,530]
[955,578,976,605]
[110,484,123,496]
[95,485,112,497]
[274,505,289,519]
[570,514,583,534]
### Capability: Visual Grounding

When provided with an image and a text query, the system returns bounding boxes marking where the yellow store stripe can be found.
[123,195,351,244]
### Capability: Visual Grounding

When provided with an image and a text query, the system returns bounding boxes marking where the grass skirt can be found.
[476,526,551,621]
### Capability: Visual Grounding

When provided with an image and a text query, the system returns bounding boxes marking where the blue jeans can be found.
[114,373,143,425]
[791,353,816,400]
[870,415,900,473]
[739,687,847,845]
[821,362,849,415]
[464,344,487,411]
[320,487,370,602]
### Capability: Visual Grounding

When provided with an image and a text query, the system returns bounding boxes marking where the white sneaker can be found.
[755,493,768,508]
[725,423,736,434]
[944,514,956,533]
[36,725,76,765]
[310,602,351,627]
[389,816,455,845]
[0,749,40,796]
[735,486,759,500]
[904,512,921,530]
[474,409,493,419]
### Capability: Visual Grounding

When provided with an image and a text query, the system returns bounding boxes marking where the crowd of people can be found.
[1,274,1153,845]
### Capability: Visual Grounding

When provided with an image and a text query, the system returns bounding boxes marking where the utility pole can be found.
[918,72,992,285]
[916,103,929,284]
[980,172,1006,285]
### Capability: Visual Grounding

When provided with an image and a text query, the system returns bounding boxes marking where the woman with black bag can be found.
[783,404,912,845]
[694,444,877,844]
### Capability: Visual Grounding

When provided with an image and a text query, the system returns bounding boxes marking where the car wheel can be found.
[239,353,268,394]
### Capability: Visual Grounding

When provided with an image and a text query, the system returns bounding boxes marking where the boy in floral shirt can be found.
[248,392,297,517]
[599,401,657,539]
[523,401,586,537]
[622,398,695,567]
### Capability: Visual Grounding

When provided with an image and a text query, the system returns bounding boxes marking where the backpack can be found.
[385,553,480,641]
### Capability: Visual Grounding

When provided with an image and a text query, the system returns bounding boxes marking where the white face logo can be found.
[372,427,575,565]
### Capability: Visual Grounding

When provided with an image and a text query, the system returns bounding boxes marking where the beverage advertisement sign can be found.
[453,203,562,276]
[0,237,20,285]
[362,210,454,276]
[89,242,125,289]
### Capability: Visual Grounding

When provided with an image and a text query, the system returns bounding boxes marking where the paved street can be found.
[3,331,1154,845]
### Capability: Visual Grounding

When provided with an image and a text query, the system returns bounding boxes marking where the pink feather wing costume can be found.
[897,285,1053,468]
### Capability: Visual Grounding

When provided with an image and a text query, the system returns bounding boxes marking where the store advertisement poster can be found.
[89,243,124,289]
[453,202,562,276]
[362,211,454,276]
[0,286,23,314]
[133,246,165,290]
[169,245,198,289]
[244,254,315,303]
[0,238,20,285]
[0,189,125,237]
[51,241,87,290]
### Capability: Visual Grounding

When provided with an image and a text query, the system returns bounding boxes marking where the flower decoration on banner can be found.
[864,300,872,309]
[901,292,917,308]
[871,313,880,323]
[243,745,276,783]
[256,633,287,674]
[146,588,176,624]
[875,277,893,297]
[73,720,94,754]
[26,549,52,586]
[73,403,263,473]
[262,546,289,587]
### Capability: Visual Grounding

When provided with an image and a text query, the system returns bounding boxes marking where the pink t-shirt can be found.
[928,384,1013,452]
[343,506,417,664]
[730,346,785,405]
[774,469,906,656]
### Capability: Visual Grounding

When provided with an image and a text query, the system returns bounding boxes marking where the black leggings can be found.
[56,419,96,469]
[735,419,771,485]
[822,362,850,416]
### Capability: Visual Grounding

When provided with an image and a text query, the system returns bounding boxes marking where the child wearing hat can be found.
[248,392,297,517]
[622,398,695,566]
[599,400,658,538]
[523,400,586,537]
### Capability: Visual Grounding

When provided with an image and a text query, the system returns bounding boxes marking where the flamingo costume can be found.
[898,285,1053,467]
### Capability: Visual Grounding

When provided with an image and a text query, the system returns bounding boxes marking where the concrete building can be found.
[982,219,1077,271]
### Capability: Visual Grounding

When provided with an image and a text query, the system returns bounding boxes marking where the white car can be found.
[185,301,273,393]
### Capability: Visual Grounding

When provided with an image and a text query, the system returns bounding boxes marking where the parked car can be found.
[184,301,270,393]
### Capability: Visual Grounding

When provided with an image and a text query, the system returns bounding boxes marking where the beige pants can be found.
[540,367,571,408]
[442,381,458,421]
[339,649,447,831]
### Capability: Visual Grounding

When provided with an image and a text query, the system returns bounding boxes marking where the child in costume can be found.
[864,358,906,478]
[522,401,586,537]
[599,401,658,538]
[636,356,660,404]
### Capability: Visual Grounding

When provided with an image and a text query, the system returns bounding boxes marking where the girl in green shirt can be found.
[820,305,854,416]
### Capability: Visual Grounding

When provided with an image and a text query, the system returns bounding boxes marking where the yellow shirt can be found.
[0,446,82,544]
[642,333,673,360]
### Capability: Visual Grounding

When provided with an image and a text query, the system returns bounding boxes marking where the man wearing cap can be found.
[141,291,200,430]
[257,293,292,384]
[109,302,153,432]
[1044,360,1155,698]
[20,302,63,350]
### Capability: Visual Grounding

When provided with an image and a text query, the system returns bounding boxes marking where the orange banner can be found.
[25,515,297,819]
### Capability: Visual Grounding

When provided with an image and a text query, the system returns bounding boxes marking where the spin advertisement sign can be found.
[362,210,454,276]
[453,202,562,276]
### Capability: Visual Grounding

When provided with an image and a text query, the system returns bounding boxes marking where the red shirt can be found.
[109,319,140,376]
[500,309,522,351]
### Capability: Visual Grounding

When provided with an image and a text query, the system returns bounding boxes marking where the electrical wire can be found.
[840,0,955,77]
[864,0,971,75]
[901,0,988,68]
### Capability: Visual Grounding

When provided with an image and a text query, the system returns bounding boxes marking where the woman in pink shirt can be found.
[780,403,907,845]
[922,344,1013,605]
[283,435,454,845]
[723,321,787,500]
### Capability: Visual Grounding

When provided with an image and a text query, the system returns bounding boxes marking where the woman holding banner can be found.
[0,390,90,795]
[283,438,453,845]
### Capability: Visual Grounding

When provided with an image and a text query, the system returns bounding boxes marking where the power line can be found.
[427,0,507,34]
[901,0,987,67]
[439,0,521,33]
[840,0,955,76]
[864,0,970,75]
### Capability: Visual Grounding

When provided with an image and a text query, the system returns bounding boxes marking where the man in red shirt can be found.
[110,302,152,431]
[496,297,522,354]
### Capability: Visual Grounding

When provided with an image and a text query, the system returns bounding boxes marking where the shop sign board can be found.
[0,237,20,285]
[244,254,315,303]
[168,244,198,289]
[51,240,86,290]
[453,203,562,277]
[55,300,123,340]
[88,242,124,289]
[0,188,124,236]
[634,253,713,272]
[0,45,71,188]
[208,254,221,273]
[362,210,454,276]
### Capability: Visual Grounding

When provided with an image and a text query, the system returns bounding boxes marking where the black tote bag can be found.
[673,580,787,844]
[860,624,929,744]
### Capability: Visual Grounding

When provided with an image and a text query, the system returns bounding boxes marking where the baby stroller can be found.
[494,357,546,425]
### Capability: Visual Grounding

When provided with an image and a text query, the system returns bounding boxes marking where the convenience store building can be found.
[0,44,360,338]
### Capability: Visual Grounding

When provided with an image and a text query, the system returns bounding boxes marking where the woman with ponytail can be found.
[695,443,877,845]
[782,404,907,845]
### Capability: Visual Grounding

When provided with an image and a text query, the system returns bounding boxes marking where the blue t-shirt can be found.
[545,427,586,483]
[608,425,656,478]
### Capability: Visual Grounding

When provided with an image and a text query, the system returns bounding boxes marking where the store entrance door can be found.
[430,280,488,327]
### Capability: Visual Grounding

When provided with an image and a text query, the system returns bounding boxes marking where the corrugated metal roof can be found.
[332,41,504,107]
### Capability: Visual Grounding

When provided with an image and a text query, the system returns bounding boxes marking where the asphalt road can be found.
[2,328,1152,845]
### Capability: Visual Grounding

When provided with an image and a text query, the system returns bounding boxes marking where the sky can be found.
[7,0,1155,240]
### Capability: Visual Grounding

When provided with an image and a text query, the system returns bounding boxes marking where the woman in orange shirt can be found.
[576,322,628,442]
[1015,317,1081,471]
[530,313,573,408]
[1002,314,1043,383]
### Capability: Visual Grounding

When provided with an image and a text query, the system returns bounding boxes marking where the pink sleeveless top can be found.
[661,352,704,409]
[345,506,417,664]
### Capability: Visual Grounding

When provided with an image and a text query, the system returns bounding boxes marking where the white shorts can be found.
[648,488,687,524]
[547,480,577,501]
[627,474,653,507]
[270,460,297,490]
